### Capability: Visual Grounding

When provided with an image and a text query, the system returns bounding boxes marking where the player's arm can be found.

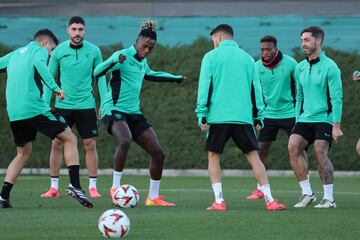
[328,66,343,142]
[251,62,265,130]
[93,48,108,107]
[144,62,184,83]
[43,50,59,104]
[33,48,63,99]
[0,51,13,72]
[294,67,304,122]
[93,51,121,78]
[195,54,212,130]
[290,58,298,103]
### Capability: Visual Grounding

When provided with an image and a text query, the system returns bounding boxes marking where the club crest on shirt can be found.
[259,70,265,75]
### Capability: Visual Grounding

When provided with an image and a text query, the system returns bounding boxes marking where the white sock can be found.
[260,184,274,202]
[50,177,59,190]
[323,184,334,202]
[256,183,261,190]
[299,179,313,196]
[149,179,160,199]
[212,182,224,204]
[89,177,97,189]
[112,171,122,189]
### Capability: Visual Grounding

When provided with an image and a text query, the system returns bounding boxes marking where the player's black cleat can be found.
[0,197,13,208]
[66,185,93,208]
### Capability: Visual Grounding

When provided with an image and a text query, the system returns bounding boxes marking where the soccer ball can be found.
[98,209,130,238]
[113,185,140,208]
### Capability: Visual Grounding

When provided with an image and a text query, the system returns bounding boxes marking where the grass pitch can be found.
[0,175,359,240]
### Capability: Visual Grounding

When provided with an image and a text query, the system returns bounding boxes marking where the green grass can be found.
[1,175,360,239]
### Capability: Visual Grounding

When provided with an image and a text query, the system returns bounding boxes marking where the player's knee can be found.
[118,139,131,150]
[314,144,327,158]
[356,143,360,156]
[52,138,64,150]
[288,141,300,156]
[17,147,32,161]
[83,138,96,151]
[153,148,165,161]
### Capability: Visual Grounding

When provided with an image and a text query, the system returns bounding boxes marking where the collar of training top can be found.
[306,51,326,65]
[130,44,144,62]
[219,39,238,47]
[69,42,83,49]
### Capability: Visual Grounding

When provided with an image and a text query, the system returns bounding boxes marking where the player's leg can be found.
[313,123,336,208]
[233,124,286,210]
[1,120,35,208]
[0,143,32,208]
[41,109,72,198]
[356,138,360,156]
[288,123,316,207]
[134,127,175,207]
[75,109,101,198]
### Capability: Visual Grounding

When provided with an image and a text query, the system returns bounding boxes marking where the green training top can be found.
[256,54,297,119]
[196,40,264,125]
[44,40,107,109]
[295,51,343,124]
[94,45,183,116]
[0,41,60,121]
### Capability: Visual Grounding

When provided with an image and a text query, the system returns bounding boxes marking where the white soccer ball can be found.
[98,209,130,238]
[113,185,140,208]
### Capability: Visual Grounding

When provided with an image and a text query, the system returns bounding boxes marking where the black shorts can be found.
[102,110,151,140]
[259,117,295,142]
[10,111,68,147]
[291,122,332,146]
[206,124,259,154]
[55,108,98,139]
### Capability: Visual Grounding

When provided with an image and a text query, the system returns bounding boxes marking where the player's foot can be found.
[314,199,336,208]
[89,188,102,198]
[109,187,117,206]
[0,196,12,208]
[40,188,60,198]
[266,199,286,211]
[294,193,316,208]
[246,189,264,200]
[144,196,176,207]
[206,201,227,211]
[66,185,93,208]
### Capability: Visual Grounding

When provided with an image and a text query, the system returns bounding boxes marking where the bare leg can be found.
[49,138,64,176]
[83,137,98,177]
[288,134,309,181]
[258,141,272,168]
[356,138,360,156]
[4,143,33,184]
[313,140,333,184]
[111,121,132,172]
[208,151,221,184]
[244,150,268,186]
[55,127,79,166]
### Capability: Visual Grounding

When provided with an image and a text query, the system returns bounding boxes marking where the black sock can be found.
[68,165,81,188]
[1,181,13,200]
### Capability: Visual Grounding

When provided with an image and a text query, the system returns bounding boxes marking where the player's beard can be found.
[71,35,84,45]
[303,44,317,56]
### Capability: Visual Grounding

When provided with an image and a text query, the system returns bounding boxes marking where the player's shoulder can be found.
[283,54,297,64]
[83,40,100,51]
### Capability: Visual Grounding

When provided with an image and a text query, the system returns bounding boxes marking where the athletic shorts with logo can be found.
[291,122,332,146]
[102,110,151,140]
[10,111,68,146]
[206,124,259,154]
[55,108,98,139]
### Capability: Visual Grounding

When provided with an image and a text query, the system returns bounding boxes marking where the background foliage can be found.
[0,39,359,170]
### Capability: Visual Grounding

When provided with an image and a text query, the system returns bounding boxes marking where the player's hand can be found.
[200,123,209,132]
[119,54,126,64]
[56,89,65,100]
[332,123,343,143]
[353,71,360,81]
[98,108,102,120]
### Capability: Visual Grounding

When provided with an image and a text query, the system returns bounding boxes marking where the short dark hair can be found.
[260,35,277,47]
[138,20,157,41]
[33,29,59,45]
[210,24,233,37]
[68,16,85,26]
[301,26,324,44]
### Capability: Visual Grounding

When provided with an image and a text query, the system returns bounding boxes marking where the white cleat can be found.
[314,199,336,208]
[294,193,317,208]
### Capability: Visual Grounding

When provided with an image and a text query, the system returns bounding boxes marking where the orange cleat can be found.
[89,188,102,198]
[266,199,286,211]
[246,189,264,200]
[40,188,60,198]
[206,201,227,211]
[144,196,176,207]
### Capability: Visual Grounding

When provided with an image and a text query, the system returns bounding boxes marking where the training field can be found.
[1,175,359,239]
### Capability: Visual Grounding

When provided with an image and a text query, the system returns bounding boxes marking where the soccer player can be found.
[288,26,343,208]
[196,24,286,211]
[40,16,107,199]
[0,29,93,208]
[94,20,185,206]
[246,35,298,200]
